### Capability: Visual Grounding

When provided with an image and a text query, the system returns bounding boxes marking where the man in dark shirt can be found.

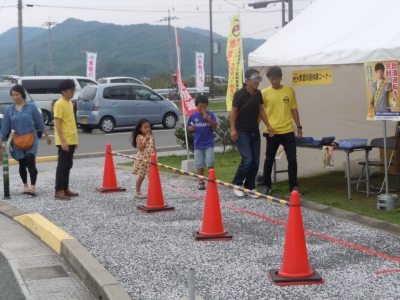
[230,68,274,197]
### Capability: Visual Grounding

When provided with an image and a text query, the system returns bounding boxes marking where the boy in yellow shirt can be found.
[261,66,303,196]
[53,79,79,200]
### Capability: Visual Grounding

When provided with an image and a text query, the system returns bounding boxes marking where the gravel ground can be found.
[2,153,400,300]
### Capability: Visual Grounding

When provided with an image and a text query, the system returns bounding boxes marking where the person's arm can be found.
[31,104,52,145]
[291,108,303,138]
[203,111,217,129]
[259,105,274,137]
[230,107,238,141]
[55,118,69,151]
[137,134,151,152]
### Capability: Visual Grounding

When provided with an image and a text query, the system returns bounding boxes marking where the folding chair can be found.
[356,137,399,194]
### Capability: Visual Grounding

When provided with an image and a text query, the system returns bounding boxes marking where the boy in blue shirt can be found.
[187,95,218,190]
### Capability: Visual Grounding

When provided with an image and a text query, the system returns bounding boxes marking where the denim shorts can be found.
[194,147,215,168]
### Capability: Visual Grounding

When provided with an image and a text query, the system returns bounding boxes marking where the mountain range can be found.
[0,18,266,80]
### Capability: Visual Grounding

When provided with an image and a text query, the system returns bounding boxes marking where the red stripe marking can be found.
[375,268,400,275]
[165,185,400,265]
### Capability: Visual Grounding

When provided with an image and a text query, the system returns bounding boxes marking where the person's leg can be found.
[63,145,76,192]
[281,132,298,190]
[18,158,29,192]
[231,132,253,186]
[136,175,145,195]
[262,135,281,188]
[55,146,69,192]
[25,153,38,192]
[243,133,260,190]
[195,149,206,188]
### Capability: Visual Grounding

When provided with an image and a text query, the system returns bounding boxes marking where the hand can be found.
[61,141,69,151]
[203,111,211,121]
[267,126,274,137]
[0,145,5,154]
[188,125,196,131]
[145,133,151,141]
[46,135,52,145]
[296,128,303,138]
[230,129,238,141]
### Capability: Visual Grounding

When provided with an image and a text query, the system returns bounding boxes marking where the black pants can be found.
[263,132,298,190]
[55,145,75,192]
[18,154,38,185]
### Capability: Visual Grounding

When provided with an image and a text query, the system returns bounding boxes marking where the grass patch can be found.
[173,100,227,112]
[120,150,400,226]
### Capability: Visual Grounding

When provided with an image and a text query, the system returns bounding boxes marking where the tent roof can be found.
[249,0,400,67]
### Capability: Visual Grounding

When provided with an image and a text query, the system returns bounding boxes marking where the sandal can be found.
[135,192,147,199]
[22,189,36,197]
[198,181,206,190]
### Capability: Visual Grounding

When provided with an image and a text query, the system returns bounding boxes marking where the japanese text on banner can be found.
[86,52,97,80]
[226,15,243,112]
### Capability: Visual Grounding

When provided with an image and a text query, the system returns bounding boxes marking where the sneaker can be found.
[248,189,259,198]
[261,186,271,196]
[198,180,206,190]
[233,189,244,197]
[289,186,303,196]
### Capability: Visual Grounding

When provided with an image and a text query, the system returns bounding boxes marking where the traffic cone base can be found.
[268,269,324,286]
[137,205,174,213]
[193,230,232,241]
[96,187,126,193]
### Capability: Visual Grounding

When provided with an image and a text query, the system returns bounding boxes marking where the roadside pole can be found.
[2,152,10,199]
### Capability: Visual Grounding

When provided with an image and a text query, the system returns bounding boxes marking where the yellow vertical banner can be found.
[226,15,242,111]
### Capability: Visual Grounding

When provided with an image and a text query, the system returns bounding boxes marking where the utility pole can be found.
[17,0,23,76]
[43,17,57,75]
[159,10,178,72]
[209,0,214,98]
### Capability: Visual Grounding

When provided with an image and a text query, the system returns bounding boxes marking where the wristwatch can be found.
[297,126,302,129]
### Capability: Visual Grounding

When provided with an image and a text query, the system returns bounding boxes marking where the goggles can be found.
[248,75,263,83]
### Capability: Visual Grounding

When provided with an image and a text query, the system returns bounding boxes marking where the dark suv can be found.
[0,83,43,138]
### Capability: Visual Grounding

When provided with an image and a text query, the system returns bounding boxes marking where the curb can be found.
[0,203,132,300]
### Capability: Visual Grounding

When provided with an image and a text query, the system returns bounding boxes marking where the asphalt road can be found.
[36,111,229,157]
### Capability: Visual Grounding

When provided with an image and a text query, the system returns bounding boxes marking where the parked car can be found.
[0,83,43,138]
[97,77,145,85]
[2,75,97,125]
[76,83,180,133]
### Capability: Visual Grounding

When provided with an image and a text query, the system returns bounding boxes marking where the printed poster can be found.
[226,14,243,111]
[323,146,334,169]
[365,60,400,121]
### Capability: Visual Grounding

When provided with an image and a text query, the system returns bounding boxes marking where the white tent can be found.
[249,0,400,181]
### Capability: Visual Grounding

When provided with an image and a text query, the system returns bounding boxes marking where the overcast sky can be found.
[0,0,314,40]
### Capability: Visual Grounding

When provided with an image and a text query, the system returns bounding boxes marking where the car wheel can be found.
[162,113,177,129]
[81,125,94,133]
[37,131,43,138]
[100,117,115,133]
[42,110,51,125]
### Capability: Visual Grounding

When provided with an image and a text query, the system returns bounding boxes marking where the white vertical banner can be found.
[86,52,97,80]
[195,52,205,93]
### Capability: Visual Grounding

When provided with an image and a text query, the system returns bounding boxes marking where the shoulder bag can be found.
[11,106,34,150]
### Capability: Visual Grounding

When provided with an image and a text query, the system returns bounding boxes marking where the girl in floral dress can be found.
[131,118,156,199]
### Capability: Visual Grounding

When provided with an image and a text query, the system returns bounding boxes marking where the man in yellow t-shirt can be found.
[261,66,303,196]
[53,79,79,200]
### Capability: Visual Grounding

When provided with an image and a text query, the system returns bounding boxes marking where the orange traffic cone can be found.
[193,169,232,241]
[137,154,174,213]
[96,144,126,193]
[269,190,324,286]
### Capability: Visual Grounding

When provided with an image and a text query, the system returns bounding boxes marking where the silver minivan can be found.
[76,83,180,133]
[2,75,97,125]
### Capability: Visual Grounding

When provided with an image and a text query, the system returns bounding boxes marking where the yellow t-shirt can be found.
[262,85,297,134]
[53,98,78,145]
